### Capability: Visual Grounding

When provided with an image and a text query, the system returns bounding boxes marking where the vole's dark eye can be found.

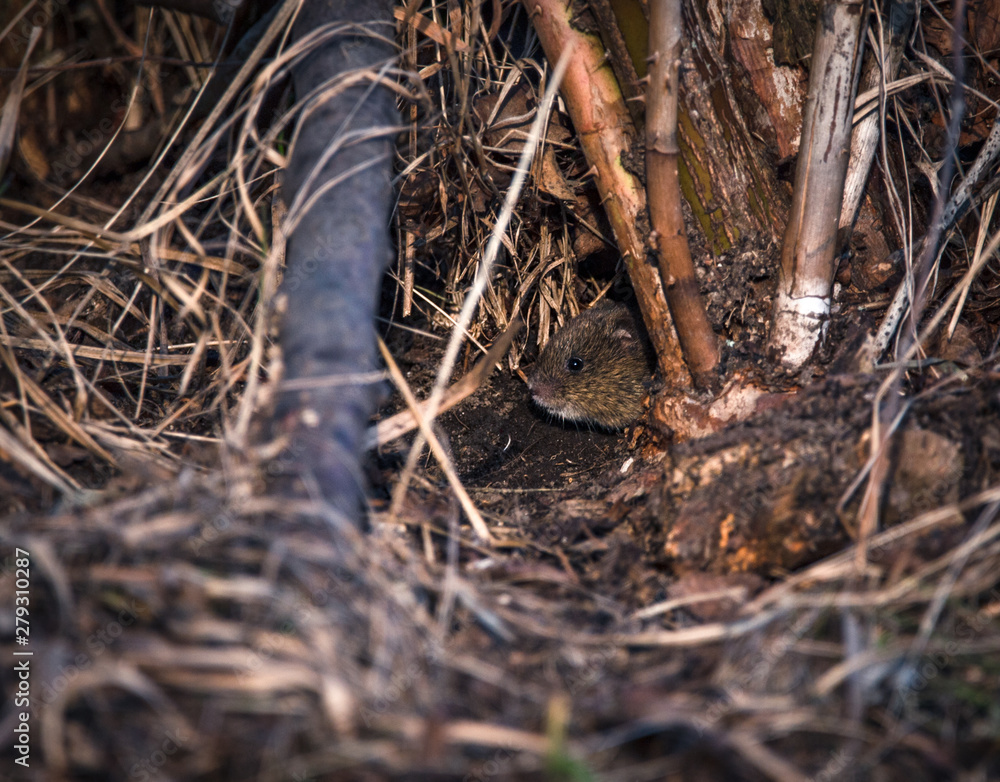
[566,356,584,373]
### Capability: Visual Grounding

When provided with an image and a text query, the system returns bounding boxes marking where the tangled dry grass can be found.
[1,1,1000,780]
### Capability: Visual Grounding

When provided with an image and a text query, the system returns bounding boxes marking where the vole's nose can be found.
[527,373,556,401]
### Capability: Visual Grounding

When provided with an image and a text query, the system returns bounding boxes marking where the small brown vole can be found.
[527,301,651,429]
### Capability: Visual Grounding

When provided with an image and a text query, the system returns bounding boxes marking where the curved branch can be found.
[646,0,719,389]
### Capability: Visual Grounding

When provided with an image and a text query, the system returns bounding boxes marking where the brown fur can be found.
[527,301,651,429]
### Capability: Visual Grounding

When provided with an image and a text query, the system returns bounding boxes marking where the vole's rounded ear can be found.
[612,326,637,345]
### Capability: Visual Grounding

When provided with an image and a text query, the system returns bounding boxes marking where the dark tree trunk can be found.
[274,0,398,525]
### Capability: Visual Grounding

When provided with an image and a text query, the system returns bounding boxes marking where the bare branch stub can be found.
[768,0,868,369]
